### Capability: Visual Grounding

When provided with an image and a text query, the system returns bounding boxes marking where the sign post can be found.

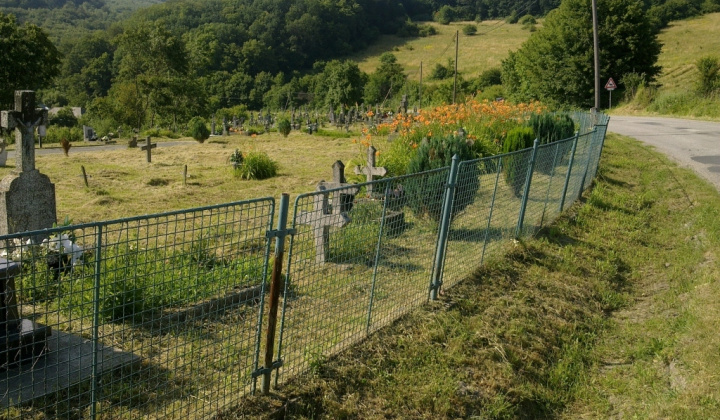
[605,77,617,108]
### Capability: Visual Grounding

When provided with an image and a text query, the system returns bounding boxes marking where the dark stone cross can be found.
[318,161,359,214]
[1,91,48,174]
[141,136,157,163]
[295,185,351,264]
[354,146,387,195]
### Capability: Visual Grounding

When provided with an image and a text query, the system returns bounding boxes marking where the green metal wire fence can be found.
[0,112,609,419]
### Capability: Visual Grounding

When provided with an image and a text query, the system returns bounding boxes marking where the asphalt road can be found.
[607,116,720,192]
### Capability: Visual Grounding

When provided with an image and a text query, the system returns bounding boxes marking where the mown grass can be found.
[615,12,720,119]
[348,20,534,82]
[221,133,720,419]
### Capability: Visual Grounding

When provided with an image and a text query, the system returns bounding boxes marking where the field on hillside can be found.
[349,20,535,81]
[656,12,720,91]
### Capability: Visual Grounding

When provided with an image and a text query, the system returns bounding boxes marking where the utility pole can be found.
[453,30,459,104]
[592,0,600,109]
[419,61,423,110]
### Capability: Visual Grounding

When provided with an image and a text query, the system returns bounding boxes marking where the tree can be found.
[0,12,61,109]
[364,53,406,105]
[501,0,661,108]
[315,60,366,108]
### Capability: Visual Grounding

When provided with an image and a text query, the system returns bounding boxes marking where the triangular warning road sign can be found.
[605,77,617,90]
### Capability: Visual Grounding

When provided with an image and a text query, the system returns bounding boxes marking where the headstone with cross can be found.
[329,105,335,124]
[211,115,216,135]
[0,90,57,237]
[222,117,229,136]
[354,146,387,196]
[400,95,408,114]
[141,136,157,163]
[318,161,359,214]
[295,185,351,264]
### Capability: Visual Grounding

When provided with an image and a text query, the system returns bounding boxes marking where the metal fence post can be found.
[90,225,103,420]
[430,155,459,300]
[366,185,391,333]
[559,132,579,212]
[578,128,598,199]
[539,141,562,228]
[261,194,291,394]
[481,157,503,265]
[515,139,539,239]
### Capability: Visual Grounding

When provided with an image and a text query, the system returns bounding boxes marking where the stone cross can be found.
[222,117,229,136]
[141,136,157,163]
[0,90,57,238]
[1,91,48,173]
[295,185,351,264]
[318,160,359,213]
[354,146,387,196]
[211,114,216,135]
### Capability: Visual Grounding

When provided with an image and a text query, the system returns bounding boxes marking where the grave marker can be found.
[141,136,157,163]
[0,90,57,237]
[354,146,387,195]
[295,186,351,264]
[318,160,359,213]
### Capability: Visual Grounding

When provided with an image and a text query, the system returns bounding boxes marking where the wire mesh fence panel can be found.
[1,198,275,419]
[586,120,610,186]
[537,137,578,227]
[440,157,499,289]
[562,132,593,211]
[365,170,450,330]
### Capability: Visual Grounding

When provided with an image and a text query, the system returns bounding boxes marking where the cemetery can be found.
[0,89,607,418]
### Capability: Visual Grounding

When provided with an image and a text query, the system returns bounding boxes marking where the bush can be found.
[696,55,720,96]
[527,113,575,173]
[246,125,265,136]
[404,134,480,221]
[462,24,477,36]
[234,151,279,180]
[44,126,83,144]
[418,24,438,37]
[435,5,455,24]
[50,107,78,128]
[187,117,210,143]
[277,118,291,137]
[502,126,535,197]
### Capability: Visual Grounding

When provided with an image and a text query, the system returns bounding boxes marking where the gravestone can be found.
[0,139,7,167]
[354,145,387,196]
[0,258,51,366]
[82,125,95,142]
[295,185,351,264]
[318,161,359,214]
[141,136,156,163]
[128,135,138,148]
[329,105,335,123]
[0,91,57,238]
[222,117,228,136]
[211,115,216,135]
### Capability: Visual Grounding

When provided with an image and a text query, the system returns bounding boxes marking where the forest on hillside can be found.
[2,0,718,137]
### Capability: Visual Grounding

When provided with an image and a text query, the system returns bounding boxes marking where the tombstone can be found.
[400,95,408,114]
[0,258,52,367]
[141,136,157,163]
[329,105,335,123]
[211,115,216,136]
[354,146,387,196]
[82,125,95,142]
[233,116,238,130]
[318,161,359,214]
[222,117,229,136]
[0,138,7,167]
[0,91,57,238]
[295,186,351,264]
[128,135,138,148]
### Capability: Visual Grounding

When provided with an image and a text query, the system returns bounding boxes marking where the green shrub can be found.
[502,126,535,197]
[234,151,279,180]
[246,125,265,135]
[277,118,291,137]
[187,117,210,143]
[462,24,477,36]
[418,24,438,37]
[527,113,575,173]
[696,55,720,96]
[44,126,83,143]
[435,5,455,24]
[404,134,480,221]
[519,15,537,25]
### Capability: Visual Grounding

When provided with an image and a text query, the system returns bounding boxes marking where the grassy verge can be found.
[223,133,720,419]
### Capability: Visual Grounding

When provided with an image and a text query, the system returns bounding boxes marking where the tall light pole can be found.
[592,0,600,109]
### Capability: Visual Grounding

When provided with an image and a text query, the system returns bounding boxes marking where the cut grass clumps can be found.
[234,151,279,180]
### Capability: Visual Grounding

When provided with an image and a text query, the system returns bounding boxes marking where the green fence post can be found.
[430,155,459,301]
[90,225,103,420]
[262,194,291,394]
[480,157,503,265]
[251,199,277,395]
[578,127,598,199]
[515,139,539,239]
[559,132,579,212]
[366,184,391,333]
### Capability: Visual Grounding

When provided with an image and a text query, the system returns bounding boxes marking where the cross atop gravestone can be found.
[295,185,351,264]
[141,136,157,163]
[318,160,359,214]
[0,90,57,238]
[354,146,387,196]
[1,91,48,174]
